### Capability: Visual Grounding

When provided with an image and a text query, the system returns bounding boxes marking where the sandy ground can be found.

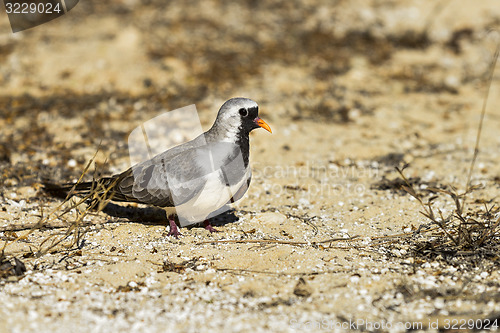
[2,0,500,332]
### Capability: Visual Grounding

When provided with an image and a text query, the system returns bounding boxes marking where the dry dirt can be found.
[2,0,500,332]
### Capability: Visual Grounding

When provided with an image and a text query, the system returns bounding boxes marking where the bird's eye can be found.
[239,108,248,117]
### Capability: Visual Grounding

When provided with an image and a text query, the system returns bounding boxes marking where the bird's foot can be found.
[203,220,220,233]
[168,218,181,238]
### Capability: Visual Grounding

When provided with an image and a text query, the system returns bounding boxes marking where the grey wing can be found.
[112,162,175,207]
[110,133,206,206]
[113,149,210,207]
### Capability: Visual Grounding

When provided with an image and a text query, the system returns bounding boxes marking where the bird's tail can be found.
[42,176,119,201]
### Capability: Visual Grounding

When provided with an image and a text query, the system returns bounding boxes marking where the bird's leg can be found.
[203,219,220,233]
[167,215,181,238]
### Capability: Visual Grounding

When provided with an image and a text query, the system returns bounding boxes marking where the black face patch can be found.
[238,105,260,134]
[247,106,258,119]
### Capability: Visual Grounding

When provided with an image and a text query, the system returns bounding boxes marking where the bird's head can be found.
[214,98,272,139]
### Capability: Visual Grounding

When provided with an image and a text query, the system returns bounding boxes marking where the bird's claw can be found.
[167,229,181,238]
[203,220,220,233]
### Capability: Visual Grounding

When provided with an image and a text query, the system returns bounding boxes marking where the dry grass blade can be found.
[1,148,119,257]
[196,235,360,247]
[464,34,500,210]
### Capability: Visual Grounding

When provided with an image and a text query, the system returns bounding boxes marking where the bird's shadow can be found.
[101,202,240,229]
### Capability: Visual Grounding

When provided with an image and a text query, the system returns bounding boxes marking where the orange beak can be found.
[255,117,272,133]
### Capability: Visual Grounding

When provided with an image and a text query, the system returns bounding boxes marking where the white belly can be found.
[167,167,250,226]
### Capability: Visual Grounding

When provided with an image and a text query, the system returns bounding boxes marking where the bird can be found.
[43,97,272,237]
